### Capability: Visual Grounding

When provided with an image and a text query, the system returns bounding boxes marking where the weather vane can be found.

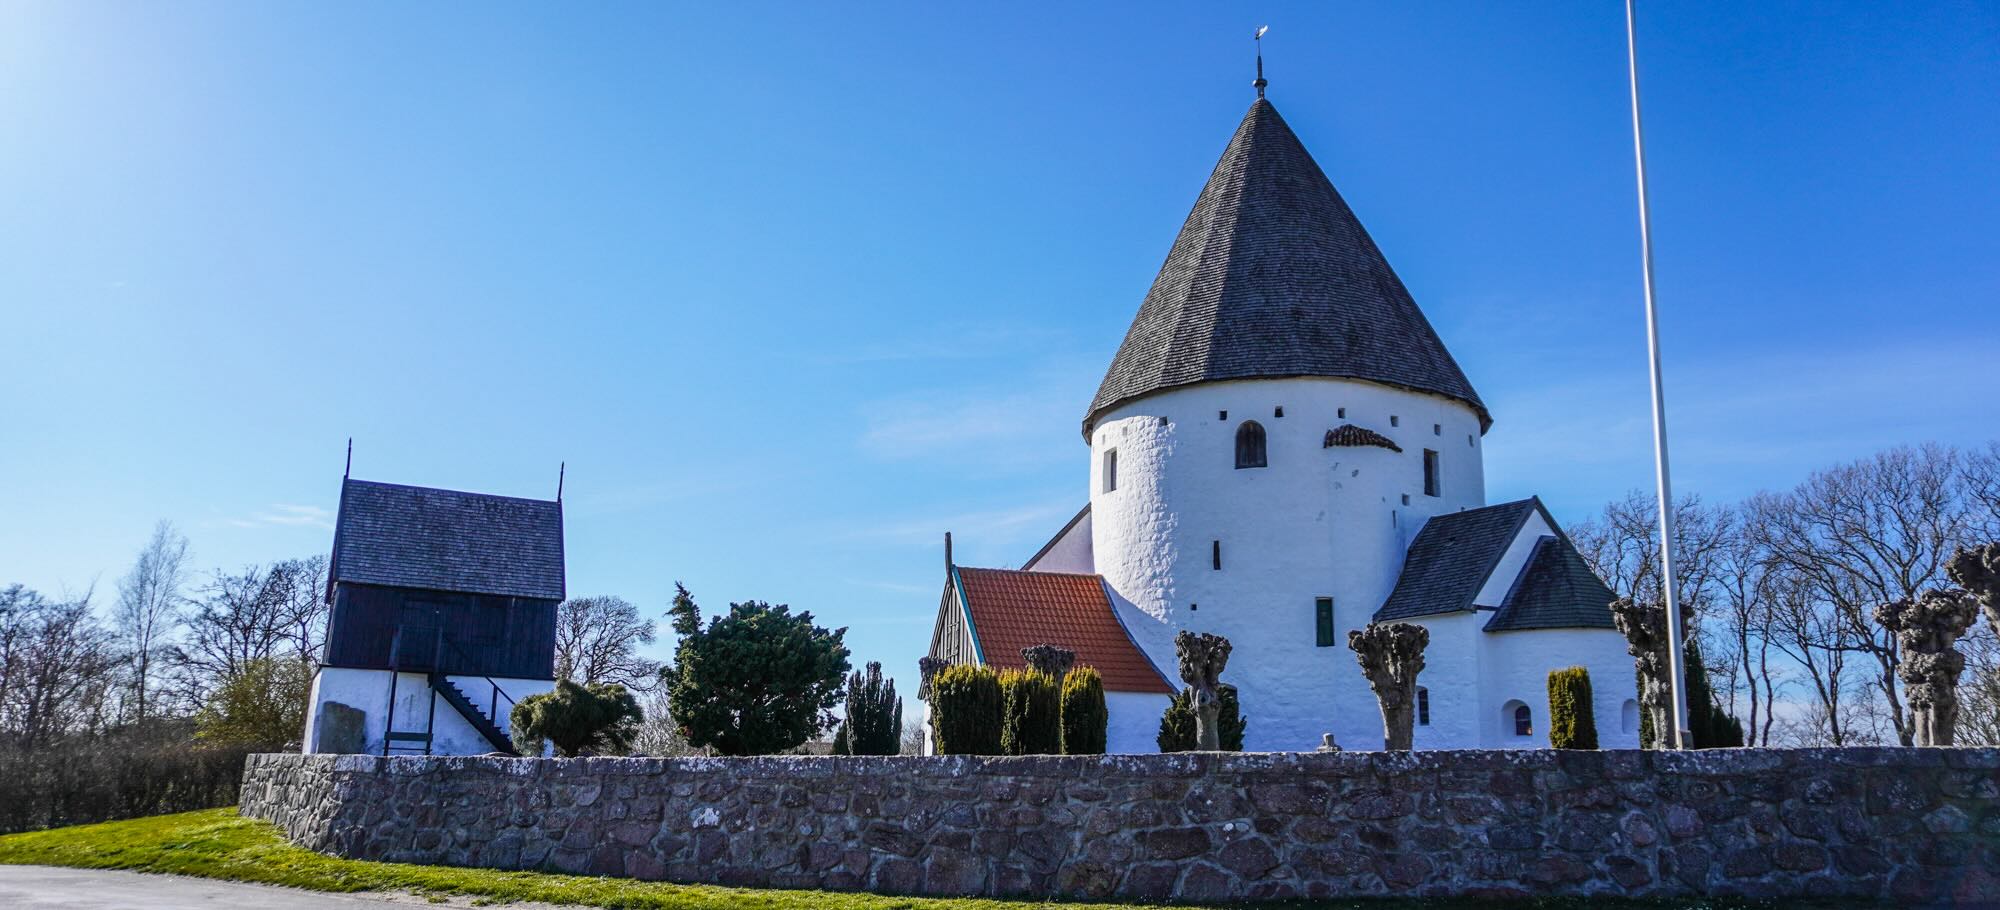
[1253,26,1270,98]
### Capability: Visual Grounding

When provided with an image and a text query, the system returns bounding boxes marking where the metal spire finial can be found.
[1253,26,1270,98]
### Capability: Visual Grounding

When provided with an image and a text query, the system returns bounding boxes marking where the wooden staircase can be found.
[428,673,517,755]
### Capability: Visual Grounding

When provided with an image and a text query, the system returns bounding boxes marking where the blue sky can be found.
[3,2,1996,698]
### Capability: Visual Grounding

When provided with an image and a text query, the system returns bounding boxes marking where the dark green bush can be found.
[661,586,850,756]
[1156,684,1246,752]
[999,669,1061,755]
[930,664,1003,755]
[841,661,902,756]
[1547,666,1598,749]
[509,679,642,757]
[1058,667,1108,755]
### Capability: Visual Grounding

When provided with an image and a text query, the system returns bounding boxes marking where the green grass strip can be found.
[0,807,1848,910]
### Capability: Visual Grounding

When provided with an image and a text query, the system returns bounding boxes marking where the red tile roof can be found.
[955,567,1175,694]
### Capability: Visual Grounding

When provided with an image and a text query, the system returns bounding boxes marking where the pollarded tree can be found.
[510,679,642,757]
[1173,631,1233,750]
[1876,589,1979,746]
[1949,543,2000,640]
[1348,622,1428,751]
[661,584,850,756]
[1157,684,1245,752]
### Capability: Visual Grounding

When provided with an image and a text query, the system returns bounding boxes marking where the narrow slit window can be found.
[1417,687,1430,726]
[1314,598,1335,647]
[1102,448,1118,493]
[1423,449,1440,497]
[1212,540,1222,570]
[1235,421,1268,469]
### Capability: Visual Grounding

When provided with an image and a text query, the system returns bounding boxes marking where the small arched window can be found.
[1621,699,1639,733]
[1235,421,1267,469]
[1513,703,1533,737]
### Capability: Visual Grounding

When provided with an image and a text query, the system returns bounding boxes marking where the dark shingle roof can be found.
[1484,536,1618,632]
[330,478,565,601]
[1374,499,1537,622]
[1084,98,1487,437]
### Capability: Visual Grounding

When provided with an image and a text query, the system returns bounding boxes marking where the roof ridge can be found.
[345,476,561,507]
[959,564,1106,581]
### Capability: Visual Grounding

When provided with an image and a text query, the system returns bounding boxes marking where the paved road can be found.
[0,866,523,909]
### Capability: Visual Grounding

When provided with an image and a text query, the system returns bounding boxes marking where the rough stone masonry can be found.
[240,748,2000,903]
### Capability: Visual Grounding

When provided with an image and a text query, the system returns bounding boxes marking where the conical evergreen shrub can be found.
[999,668,1061,755]
[1546,666,1598,749]
[842,661,902,755]
[930,664,1003,755]
[1059,667,1108,755]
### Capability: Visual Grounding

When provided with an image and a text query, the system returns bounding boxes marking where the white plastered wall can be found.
[1089,376,1487,752]
[303,667,556,756]
[1023,510,1095,574]
[1105,690,1176,754]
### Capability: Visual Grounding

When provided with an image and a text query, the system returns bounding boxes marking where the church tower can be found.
[928,90,1636,755]
[1083,97,1491,750]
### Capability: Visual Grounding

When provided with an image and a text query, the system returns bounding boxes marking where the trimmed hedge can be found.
[1058,668,1108,755]
[999,669,1061,756]
[930,665,1003,755]
[1547,666,1598,749]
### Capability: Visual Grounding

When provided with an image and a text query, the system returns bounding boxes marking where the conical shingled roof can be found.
[1085,98,1488,436]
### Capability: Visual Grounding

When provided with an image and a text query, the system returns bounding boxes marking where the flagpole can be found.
[1624,0,1691,748]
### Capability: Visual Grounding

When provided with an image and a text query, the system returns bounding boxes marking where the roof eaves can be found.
[1099,576,1177,693]
[950,566,986,665]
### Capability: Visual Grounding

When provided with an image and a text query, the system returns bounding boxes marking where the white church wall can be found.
[1090,377,1487,752]
[305,667,554,756]
[1023,509,1095,574]
[1475,628,1639,749]
[1403,611,1485,751]
[1105,690,1175,754]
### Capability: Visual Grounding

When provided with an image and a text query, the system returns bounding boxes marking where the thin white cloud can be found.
[222,503,334,531]
[856,360,1099,469]
[842,500,1077,551]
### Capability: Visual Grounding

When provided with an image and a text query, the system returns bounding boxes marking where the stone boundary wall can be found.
[240,749,2000,903]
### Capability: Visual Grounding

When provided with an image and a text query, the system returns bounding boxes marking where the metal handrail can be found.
[434,632,518,724]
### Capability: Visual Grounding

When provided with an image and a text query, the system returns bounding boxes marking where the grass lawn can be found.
[0,808,1842,909]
